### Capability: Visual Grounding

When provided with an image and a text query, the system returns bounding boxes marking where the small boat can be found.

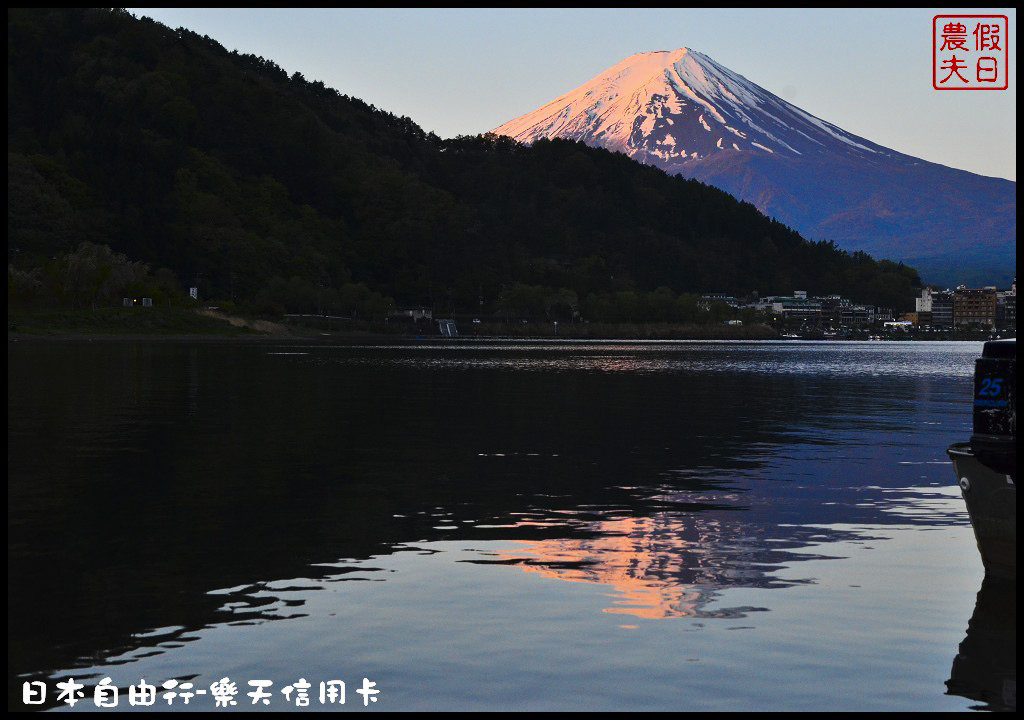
[947,338,1016,580]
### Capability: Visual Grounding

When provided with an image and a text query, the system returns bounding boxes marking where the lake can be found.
[7,339,1014,711]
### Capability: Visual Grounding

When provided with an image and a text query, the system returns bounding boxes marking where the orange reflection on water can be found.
[498,514,726,620]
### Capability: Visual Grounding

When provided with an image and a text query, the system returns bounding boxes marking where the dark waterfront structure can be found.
[947,338,1016,580]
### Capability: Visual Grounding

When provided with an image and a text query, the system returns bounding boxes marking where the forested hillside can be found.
[8,8,921,320]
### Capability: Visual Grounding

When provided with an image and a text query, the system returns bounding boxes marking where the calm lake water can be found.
[7,339,1015,711]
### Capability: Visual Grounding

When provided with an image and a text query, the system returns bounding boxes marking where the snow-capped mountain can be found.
[494,49,1015,286]
[495,48,887,164]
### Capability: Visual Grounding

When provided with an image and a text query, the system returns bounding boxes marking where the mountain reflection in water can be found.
[7,340,1004,711]
[476,514,849,621]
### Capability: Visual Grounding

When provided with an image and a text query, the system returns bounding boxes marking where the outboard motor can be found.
[971,339,1016,477]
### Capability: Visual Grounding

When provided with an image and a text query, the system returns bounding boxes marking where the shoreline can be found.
[8,308,1009,344]
[8,330,1004,345]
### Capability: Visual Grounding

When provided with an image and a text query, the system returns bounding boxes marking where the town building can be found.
[915,287,954,328]
[953,287,997,327]
[839,304,875,326]
[753,295,822,322]
[995,278,1016,328]
[931,292,954,328]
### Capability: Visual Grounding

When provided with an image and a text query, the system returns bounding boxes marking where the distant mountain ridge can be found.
[494,48,1015,287]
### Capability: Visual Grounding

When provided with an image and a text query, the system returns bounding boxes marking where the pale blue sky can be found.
[129,8,1016,181]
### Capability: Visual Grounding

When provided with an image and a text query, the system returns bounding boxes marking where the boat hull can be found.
[948,442,1016,580]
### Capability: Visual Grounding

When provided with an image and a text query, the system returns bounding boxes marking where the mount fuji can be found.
[494,48,1015,286]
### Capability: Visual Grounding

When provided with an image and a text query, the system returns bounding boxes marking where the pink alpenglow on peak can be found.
[493,47,881,165]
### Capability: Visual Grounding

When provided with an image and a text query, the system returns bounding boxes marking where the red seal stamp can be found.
[934,15,1009,90]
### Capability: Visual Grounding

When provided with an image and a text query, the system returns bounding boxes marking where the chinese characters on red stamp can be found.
[934,15,1009,90]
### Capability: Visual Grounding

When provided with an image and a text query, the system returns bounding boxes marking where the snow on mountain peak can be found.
[493,48,884,166]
